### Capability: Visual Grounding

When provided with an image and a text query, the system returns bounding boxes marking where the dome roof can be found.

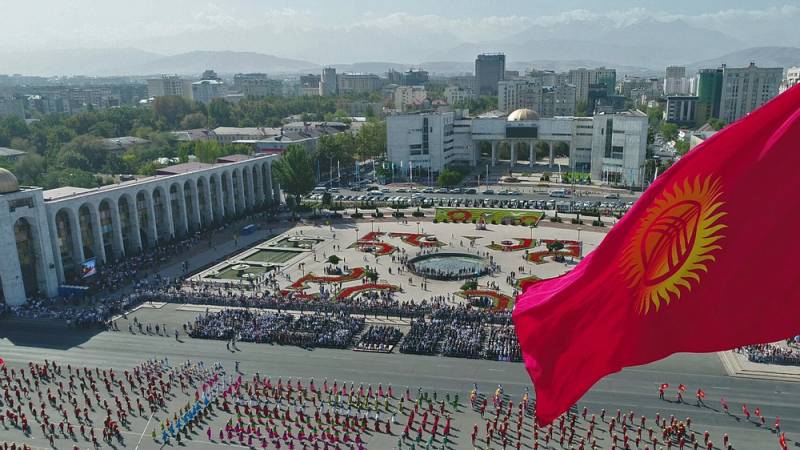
[507,108,539,121]
[0,168,20,194]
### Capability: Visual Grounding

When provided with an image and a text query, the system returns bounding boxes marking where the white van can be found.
[548,189,570,198]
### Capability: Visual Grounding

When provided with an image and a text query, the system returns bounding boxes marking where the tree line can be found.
[0,95,386,190]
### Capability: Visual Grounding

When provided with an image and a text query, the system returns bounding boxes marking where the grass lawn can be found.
[242,248,304,264]
[434,207,543,226]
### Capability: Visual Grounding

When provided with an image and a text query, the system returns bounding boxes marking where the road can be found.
[1,309,798,449]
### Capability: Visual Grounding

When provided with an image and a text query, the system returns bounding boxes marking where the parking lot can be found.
[306,186,635,215]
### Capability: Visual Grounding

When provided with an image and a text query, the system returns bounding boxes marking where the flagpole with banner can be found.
[514,84,800,425]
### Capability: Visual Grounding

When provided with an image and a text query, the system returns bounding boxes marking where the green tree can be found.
[660,122,679,141]
[153,96,193,129]
[675,140,690,156]
[327,255,341,265]
[437,168,464,187]
[61,135,107,171]
[321,192,332,208]
[12,153,47,186]
[708,118,727,131]
[208,98,234,128]
[56,151,92,171]
[315,133,354,180]
[273,145,316,210]
[180,112,208,130]
[355,120,386,160]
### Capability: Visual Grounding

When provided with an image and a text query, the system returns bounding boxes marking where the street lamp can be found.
[371,219,374,233]
[416,221,420,235]
[577,227,583,258]
[529,224,535,241]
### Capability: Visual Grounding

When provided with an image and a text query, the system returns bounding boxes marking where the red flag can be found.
[678,384,686,392]
[755,407,761,417]
[514,84,800,425]
[697,389,705,398]
[660,383,669,390]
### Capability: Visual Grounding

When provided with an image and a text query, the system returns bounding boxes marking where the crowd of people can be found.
[188,309,365,349]
[355,326,404,353]
[0,355,792,450]
[738,342,800,366]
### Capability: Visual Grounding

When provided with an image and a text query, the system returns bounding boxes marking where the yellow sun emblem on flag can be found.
[621,175,727,315]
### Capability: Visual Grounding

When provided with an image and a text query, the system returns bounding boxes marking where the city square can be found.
[2,210,799,449]
[1,2,800,449]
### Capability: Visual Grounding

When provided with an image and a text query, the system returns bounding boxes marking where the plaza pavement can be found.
[2,218,800,449]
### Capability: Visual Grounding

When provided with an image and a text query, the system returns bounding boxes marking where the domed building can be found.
[0,167,20,194]
[506,108,540,122]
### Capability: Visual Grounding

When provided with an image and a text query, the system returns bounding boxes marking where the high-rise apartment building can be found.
[695,68,723,126]
[664,66,690,95]
[337,73,383,95]
[568,67,616,105]
[718,63,783,124]
[233,73,283,97]
[319,67,338,96]
[147,75,192,99]
[781,67,800,93]
[475,53,505,95]
[498,79,576,117]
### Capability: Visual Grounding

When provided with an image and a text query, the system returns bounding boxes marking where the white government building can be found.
[387,108,648,186]
[0,154,281,306]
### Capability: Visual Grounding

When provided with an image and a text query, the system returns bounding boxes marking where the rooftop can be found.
[42,186,92,201]
[156,162,213,176]
[101,136,150,151]
[0,147,27,158]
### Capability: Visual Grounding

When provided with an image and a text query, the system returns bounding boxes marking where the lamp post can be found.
[577,227,583,259]
[529,224,535,241]
[371,219,374,233]
[416,221,420,235]
[355,227,359,244]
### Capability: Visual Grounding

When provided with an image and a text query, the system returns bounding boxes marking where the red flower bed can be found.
[526,240,581,264]
[359,231,385,242]
[488,238,536,251]
[446,209,472,223]
[286,267,366,291]
[336,283,401,300]
[354,241,397,256]
[388,232,444,247]
[515,275,541,291]
[458,289,514,312]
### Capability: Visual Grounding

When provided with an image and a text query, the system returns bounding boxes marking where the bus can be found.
[548,189,571,198]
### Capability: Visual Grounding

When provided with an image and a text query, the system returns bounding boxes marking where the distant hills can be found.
[0,49,319,77]
[687,47,800,70]
[3,45,799,78]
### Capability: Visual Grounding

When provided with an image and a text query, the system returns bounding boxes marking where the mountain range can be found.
[2,16,800,77]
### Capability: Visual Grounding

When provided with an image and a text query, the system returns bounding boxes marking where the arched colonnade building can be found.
[0,153,281,306]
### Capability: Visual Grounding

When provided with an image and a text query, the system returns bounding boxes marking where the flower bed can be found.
[456,289,514,312]
[286,267,366,291]
[487,238,536,251]
[359,231,386,242]
[388,232,445,247]
[515,275,542,291]
[336,283,402,300]
[526,239,581,264]
[435,207,543,226]
[351,241,398,256]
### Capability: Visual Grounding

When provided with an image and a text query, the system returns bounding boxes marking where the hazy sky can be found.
[1,0,798,55]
